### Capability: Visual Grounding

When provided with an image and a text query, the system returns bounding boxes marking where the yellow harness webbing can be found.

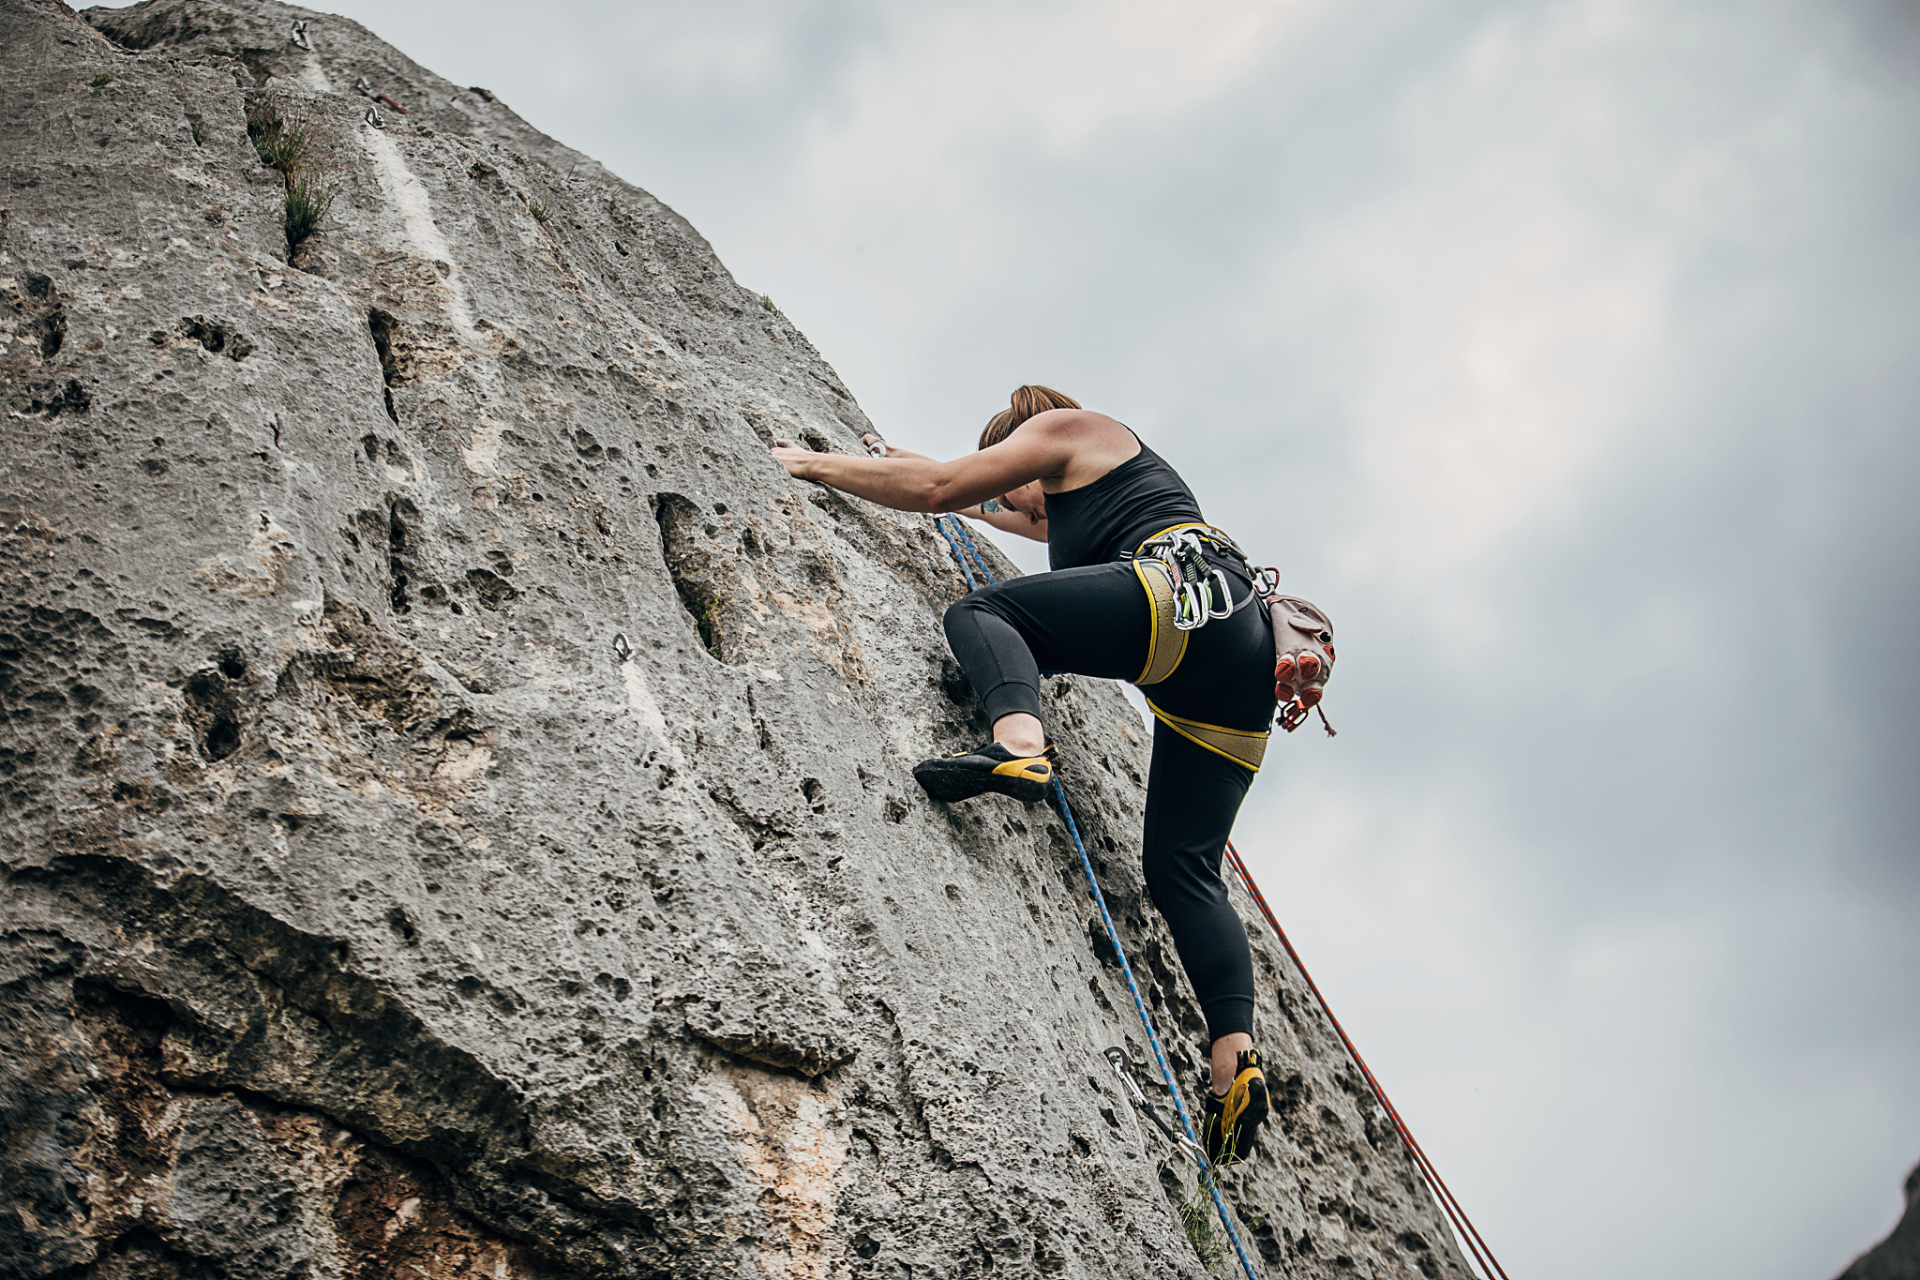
[1146,702,1269,772]
[1127,522,1247,688]
[1131,557,1188,686]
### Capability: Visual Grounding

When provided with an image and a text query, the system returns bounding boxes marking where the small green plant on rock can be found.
[283,173,335,248]
[245,92,338,254]
[91,72,112,88]
[1180,1177,1225,1270]
[526,196,552,225]
[247,94,322,174]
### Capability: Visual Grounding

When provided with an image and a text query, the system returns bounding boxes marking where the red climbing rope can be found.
[1223,841,1511,1280]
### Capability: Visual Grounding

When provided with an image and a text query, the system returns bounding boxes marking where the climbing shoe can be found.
[1202,1048,1269,1165]
[912,741,1055,804]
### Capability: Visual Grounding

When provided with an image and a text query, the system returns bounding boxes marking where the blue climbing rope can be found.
[947,516,996,585]
[932,513,1262,1280]
[932,515,981,592]
[1052,784,1263,1280]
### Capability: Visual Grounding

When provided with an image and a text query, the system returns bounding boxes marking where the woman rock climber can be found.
[771,384,1302,1165]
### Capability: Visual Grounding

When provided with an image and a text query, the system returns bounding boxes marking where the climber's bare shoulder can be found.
[1017,409,1141,492]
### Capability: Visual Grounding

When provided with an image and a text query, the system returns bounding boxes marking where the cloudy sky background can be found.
[318,1,1919,1274]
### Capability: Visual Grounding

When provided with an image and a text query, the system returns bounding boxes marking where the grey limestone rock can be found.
[0,0,1477,1275]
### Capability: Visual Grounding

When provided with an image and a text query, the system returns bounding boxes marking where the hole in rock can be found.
[651,492,733,662]
[367,308,403,423]
[178,314,252,360]
[387,498,415,613]
[205,716,240,760]
[386,906,419,944]
[465,568,519,611]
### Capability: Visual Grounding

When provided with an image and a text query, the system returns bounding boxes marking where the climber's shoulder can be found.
[1006,409,1137,465]
[1006,411,1139,492]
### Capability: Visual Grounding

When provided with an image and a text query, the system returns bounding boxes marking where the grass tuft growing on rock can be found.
[526,196,552,225]
[284,174,335,249]
[1179,1178,1225,1269]
[246,94,324,174]
[245,92,339,254]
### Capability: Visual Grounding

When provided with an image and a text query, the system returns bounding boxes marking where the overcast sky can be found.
[315,1,1920,1275]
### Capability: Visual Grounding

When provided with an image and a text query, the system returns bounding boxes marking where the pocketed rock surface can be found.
[0,1,1476,1276]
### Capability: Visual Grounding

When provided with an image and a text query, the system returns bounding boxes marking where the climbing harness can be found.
[1223,840,1510,1280]
[1125,524,1337,737]
[921,488,1263,1280]
[1130,524,1248,633]
[1149,705,1268,772]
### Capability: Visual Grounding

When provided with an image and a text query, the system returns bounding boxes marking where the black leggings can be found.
[942,556,1277,1043]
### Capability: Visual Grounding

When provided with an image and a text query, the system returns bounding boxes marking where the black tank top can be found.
[1043,432,1206,571]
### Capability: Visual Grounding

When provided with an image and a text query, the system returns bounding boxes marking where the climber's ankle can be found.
[1210,1032,1254,1096]
[991,712,1046,758]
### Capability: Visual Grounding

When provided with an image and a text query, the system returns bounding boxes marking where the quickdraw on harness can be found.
[917,483,1264,1280]
[1126,522,1338,742]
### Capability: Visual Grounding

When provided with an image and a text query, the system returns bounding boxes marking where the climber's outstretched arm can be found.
[771,410,1096,514]
[853,435,1048,541]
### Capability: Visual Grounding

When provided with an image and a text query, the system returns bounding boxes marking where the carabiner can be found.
[1204,569,1233,621]
[1174,582,1206,631]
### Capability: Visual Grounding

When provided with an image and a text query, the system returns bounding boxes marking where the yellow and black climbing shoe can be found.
[912,741,1055,804]
[1202,1048,1269,1165]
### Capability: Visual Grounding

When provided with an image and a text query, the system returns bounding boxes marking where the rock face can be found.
[1837,1163,1920,1280]
[0,1,1476,1276]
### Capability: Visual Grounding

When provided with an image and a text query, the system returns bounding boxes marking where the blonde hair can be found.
[978,384,1081,450]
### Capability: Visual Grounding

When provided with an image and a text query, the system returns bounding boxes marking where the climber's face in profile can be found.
[996,479,1047,522]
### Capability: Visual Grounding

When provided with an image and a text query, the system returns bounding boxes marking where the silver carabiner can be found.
[1173,582,1206,631]
[1204,569,1234,621]
[1101,1047,1207,1166]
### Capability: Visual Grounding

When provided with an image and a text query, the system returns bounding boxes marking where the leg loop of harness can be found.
[1147,701,1269,771]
